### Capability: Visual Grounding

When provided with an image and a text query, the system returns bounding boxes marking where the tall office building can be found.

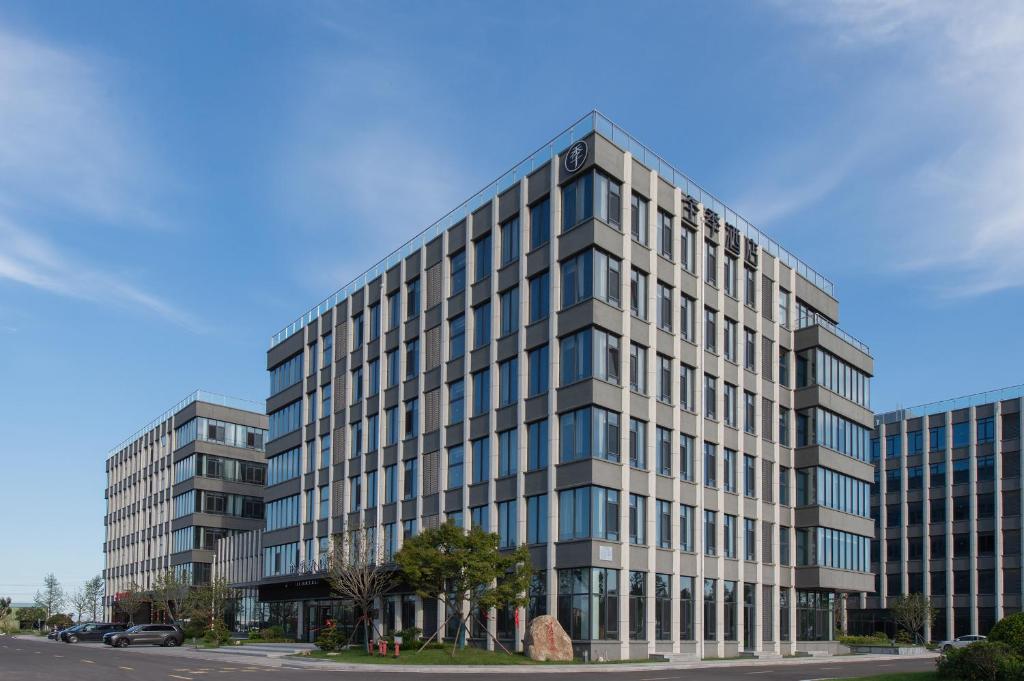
[103,390,267,622]
[259,112,875,659]
[849,385,1024,641]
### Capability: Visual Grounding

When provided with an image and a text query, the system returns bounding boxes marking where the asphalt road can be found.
[0,635,937,681]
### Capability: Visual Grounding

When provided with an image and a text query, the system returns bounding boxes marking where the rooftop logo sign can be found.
[563,140,588,173]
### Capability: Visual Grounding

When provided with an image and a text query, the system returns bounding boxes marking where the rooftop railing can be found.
[877,384,1024,424]
[270,110,837,348]
[796,312,871,355]
[107,389,264,457]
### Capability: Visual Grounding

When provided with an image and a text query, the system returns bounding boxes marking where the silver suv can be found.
[939,634,986,652]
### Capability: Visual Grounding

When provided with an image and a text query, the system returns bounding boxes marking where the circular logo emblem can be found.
[563,140,588,174]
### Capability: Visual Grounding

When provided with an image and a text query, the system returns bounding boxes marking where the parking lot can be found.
[0,634,938,681]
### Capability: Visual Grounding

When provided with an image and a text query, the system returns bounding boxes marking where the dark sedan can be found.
[62,623,127,643]
[103,624,184,647]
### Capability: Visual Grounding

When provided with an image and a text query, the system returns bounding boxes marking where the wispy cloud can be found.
[0,25,191,325]
[0,217,202,331]
[766,1,1024,295]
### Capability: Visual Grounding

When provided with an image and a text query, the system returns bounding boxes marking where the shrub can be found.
[183,620,206,640]
[260,625,287,641]
[988,612,1024,657]
[315,625,342,652]
[938,641,1022,681]
[387,627,422,645]
[839,633,892,646]
[203,620,232,646]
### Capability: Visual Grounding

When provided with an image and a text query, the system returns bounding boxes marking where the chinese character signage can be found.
[682,195,700,225]
[724,223,741,256]
[563,140,588,174]
[744,236,759,267]
[703,207,720,236]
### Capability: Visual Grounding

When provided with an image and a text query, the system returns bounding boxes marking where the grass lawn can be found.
[305,647,558,665]
[837,673,938,681]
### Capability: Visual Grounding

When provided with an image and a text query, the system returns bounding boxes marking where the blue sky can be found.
[1,1,1022,603]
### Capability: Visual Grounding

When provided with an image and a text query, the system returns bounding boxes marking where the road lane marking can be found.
[120,667,134,671]
[169,676,193,680]
[747,672,773,675]
[82,659,96,664]
[54,654,64,658]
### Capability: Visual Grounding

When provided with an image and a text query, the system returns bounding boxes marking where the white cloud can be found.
[0,217,202,331]
[766,1,1024,294]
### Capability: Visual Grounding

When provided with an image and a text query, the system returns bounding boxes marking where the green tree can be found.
[115,581,145,625]
[18,606,46,630]
[83,575,104,622]
[395,522,531,656]
[987,612,1024,657]
[184,577,233,627]
[888,592,936,644]
[0,597,11,622]
[34,573,64,623]
[151,570,191,623]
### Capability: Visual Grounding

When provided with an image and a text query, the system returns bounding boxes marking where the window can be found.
[629,342,647,394]
[560,406,620,463]
[500,216,520,266]
[320,435,331,468]
[744,329,756,372]
[657,354,672,403]
[351,314,364,349]
[724,256,737,298]
[705,307,717,352]
[526,494,548,544]
[369,303,381,340]
[473,302,491,348]
[269,353,302,396]
[496,499,517,548]
[528,344,549,396]
[499,286,519,336]
[630,193,648,245]
[449,315,466,359]
[474,233,491,282]
[704,442,717,488]
[656,499,672,548]
[267,447,301,486]
[558,486,620,541]
[630,268,647,319]
[779,348,790,387]
[562,170,620,231]
[350,421,363,456]
[447,446,464,488]
[365,471,377,508]
[528,419,548,470]
[744,391,756,434]
[405,338,419,378]
[704,373,717,419]
[403,459,417,500]
[399,280,419,323]
[629,494,646,545]
[384,464,397,504]
[930,425,946,451]
[656,282,672,331]
[530,198,550,249]
[680,294,695,342]
[321,384,332,418]
[471,438,490,484]
[386,350,399,388]
[450,250,466,294]
[499,357,518,406]
[778,289,790,328]
[723,581,738,641]
[681,226,695,273]
[268,400,301,441]
[679,504,694,551]
[977,417,995,444]
[744,267,756,307]
[779,408,790,446]
[561,327,620,385]
[404,398,418,438]
[556,567,619,640]
[723,514,736,558]
[629,418,647,469]
[679,434,695,482]
[704,511,717,556]
[529,271,550,322]
[656,427,672,476]
[953,421,969,447]
[657,210,673,259]
[744,518,756,561]
[705,240,718,286]
[387,291,400,331]
[349,476,361,512]
[724,318,737,362]
[679,363,695,411]
[744,455,756,497]
[724,383,737,427]
[449,380,465,424]
[629,571,646,641]
[367,414,379,451]
[723,448,736,493]
[680,577,695,641]
[470,505,488,530]
[562,248,621,309]
[498,428,518,477]
[322,333,333,368]
[471,369,490,416]
[368,358,380,396]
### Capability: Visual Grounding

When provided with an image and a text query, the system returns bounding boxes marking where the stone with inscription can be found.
[524,614,574,662]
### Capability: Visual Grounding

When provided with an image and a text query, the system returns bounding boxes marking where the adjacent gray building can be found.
[258,111,876,659]
[103,390,267,622]
[849,385,1024,641]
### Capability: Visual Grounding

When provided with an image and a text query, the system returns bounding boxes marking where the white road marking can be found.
[748,672,774,675]
[120,667,134,671]
[169,675,193,680]
[53,654,64,658]
[82,659,95,664]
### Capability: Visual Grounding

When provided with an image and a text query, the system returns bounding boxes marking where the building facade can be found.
[259,111,876,658]
[104,391,267,622]
[849,386,1024,641]
[214,529,266,633]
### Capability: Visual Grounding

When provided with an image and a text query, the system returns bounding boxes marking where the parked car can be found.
[62,623,127,643]
[103,624,184,648]
[939,634,987,652]
[50,624,86,641]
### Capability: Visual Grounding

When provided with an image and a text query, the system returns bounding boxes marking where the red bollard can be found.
[380,639,388,657]
[369,640,376,656]
[394,641,400,658]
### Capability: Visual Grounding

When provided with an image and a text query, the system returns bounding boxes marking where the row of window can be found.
[175,417,267,452]
[172,489,264,520]
[795,527,870,572]
[874,454,1019,493]
[875,416,1007,459]
[878,569,1024,598]
[876,489,1022,527]
[173,453,266,486]
[796,467,871,518]
[170,526,240,553]
[876,527,1024,562]
[798,348,871,408]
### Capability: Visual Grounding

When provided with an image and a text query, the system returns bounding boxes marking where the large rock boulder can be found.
[524,615,573,662]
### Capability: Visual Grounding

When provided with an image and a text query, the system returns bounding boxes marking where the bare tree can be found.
[0,597,11,622]
[83,576,104,622]
[889,593,936,644]
[326,528,393,651]
[34,573,64,623]
[151,570,190,623]
[68,586,92,624]
[115,582,145,625]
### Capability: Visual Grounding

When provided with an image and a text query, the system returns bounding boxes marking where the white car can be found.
[939,634,986,651]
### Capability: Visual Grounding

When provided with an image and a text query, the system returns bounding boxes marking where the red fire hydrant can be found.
[379,639,387,656]
[394,640,400,658]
